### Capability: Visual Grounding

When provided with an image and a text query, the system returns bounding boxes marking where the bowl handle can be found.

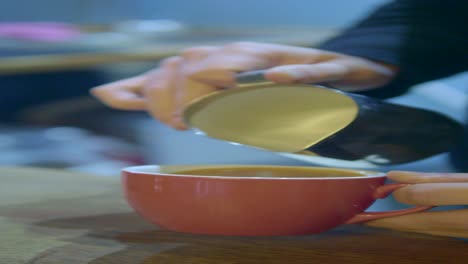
[346,183,433,224]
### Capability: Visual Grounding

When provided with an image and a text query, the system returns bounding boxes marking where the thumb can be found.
[90,76,147,110]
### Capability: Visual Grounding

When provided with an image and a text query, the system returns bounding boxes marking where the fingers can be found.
[388,171,468,205]
[263,55,397,90]
[143,56,185,129]
[393,183,468,206]
[366,209,468,238]
[143,55,223,130]
[187,55,272,87]
[388,171,468,184]
[174,73,219,128]
[90,76,147,110]
[183,42,282,87]
[181,46,219,61]
[144,43,277,129]
[264,62,349,84]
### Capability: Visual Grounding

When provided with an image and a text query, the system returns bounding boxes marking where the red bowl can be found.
[122,165,428,236]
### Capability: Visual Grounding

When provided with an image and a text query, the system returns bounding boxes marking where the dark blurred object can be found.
[0,22,106,123]
[0,69,106,123]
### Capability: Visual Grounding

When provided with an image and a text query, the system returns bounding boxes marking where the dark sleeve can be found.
[318,0,468,98]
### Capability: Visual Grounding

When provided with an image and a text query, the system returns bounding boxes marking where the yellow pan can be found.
[183,71,463,168]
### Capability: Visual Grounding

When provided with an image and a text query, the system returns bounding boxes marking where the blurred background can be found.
[1,0,467,176]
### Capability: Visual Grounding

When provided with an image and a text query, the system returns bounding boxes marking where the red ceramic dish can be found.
[122,165,431,236]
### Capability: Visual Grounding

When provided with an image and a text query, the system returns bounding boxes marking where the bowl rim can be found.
[122,165,386,180]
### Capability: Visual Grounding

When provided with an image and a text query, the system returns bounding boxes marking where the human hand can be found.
[91,42,397,129]
[366,171,468,238]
